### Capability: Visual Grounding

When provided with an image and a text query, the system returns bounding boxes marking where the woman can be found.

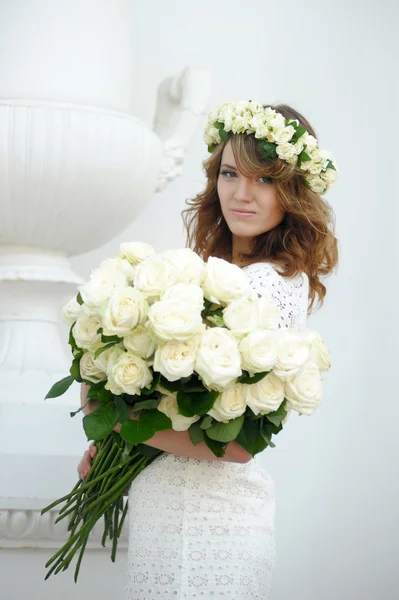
[79,101,338,599]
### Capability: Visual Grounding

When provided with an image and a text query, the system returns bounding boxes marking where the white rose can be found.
[223,297,259,337]
[254,123,270,139]
[306,175,327,194]
[300,329,331,372]
[123,327,156,359]
[106,351,152,396]
[274,125,295,144]
[147,300,203,343]
[118,242,156,265]
[232,115,248,134]
[245,371,285,415]
[79,351,107,384]
[250,113,267,131]
[153,336,199,382]
[293,137,306,155]
[263,107,277,121]
[195,327,242,390]
[276,143,296,160]
[78,273,119,313]
[102,288,149,337]
[133,256,179,300]
[73,313,103,350]
[203,257,251,305]
[285,360,322,415]
[239,330,279,375]
[268,114,286,130]
[93,344,126,375]
[161,283,204,312]
[302,133,318,152]
[161,248,206,286]
[62,296,82,326]
[321,167,338,184]
[273,329,310,380]
[98,258,135,285]
[282,406,291,425]
[257,295,281,330]
[207,383,247,423]
[158,393,200,431]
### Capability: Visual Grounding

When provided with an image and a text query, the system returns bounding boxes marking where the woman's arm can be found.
[80,383,251,464]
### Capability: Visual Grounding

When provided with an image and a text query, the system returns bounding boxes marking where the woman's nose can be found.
[233,177,253,202]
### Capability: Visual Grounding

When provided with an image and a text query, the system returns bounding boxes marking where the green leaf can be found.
[97,387,113,404]
[70,356,83,383]
[132,398,160,412]
[159,377,181,393]
[135,444,162,458]
[327,160,336,171]
[182,375,207,394]
[206,314,225,327]
[200,415,213,430]
[291,125,307,145]
[208,144,216,153]
[82,403,119,440]
[96,327,103,334]
[203,435,227,457]
[298,151,311,165]
[120,418,155,445]
[177,389,219,417]
[76,293,84,306]
[69,326,80,352]
[235,419,260,457]
[114,396,130,424]
[140,409,172,432]
[213,121,224,130]
[259,141,277,159]
[260,420,276,448]
[101,334,121,344]
[219,128,229,143]
[94,342,118,359]
[265,400,287,427]
[239,370,269,385]
[45,376,74,400]
[206,415,244,443]
[188,421,205,445]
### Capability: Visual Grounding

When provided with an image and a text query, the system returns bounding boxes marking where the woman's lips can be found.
[231,209,256,217]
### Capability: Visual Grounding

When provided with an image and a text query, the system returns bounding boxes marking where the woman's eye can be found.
[220,170,237,178]
[259,176,273,184]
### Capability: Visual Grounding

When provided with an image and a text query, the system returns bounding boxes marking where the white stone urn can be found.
[0,0,211,572]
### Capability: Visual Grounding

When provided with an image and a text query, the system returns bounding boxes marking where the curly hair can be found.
[182,104,339,313]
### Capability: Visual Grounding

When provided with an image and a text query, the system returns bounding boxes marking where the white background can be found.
[1,1,398,599]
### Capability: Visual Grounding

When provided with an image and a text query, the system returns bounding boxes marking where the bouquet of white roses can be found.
[42,242,331,581]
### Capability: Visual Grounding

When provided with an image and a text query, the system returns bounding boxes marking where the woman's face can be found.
[217,141,284,243]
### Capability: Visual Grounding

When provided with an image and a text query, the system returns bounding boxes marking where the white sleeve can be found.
[243,263,309,329]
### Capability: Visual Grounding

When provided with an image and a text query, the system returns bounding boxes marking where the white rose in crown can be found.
[153,336,200,382]
[256,295,281,329]
[276,143,296,160]
[134,256,179,300]
[162,282,205,312]
[273,329,310,380]
[118,241,156,265]
[62,296,82,326]
[285,360,322,415]
[239,330,279,375]
[102,288,149,337]
[105,351,153,396]
[147,300,204,343]
[223,297,259,337]
[207,383,247,423]
[73,313,103,350]
[321,167,337,184]
[300,329,331,372]
[123,326,156,359]
[93,344,126,376]
[79,351,107,384]
[305,175,326,194]
[274,125,296,144]
[195,327,242,390]
[244,372,285,415]
[202,257,251,305]
[162,248,206,286]
[158,393,201,431]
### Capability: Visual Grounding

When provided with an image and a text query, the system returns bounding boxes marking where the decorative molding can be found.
[0,500,128,550]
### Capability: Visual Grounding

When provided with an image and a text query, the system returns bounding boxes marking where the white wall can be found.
[3,1,397,599]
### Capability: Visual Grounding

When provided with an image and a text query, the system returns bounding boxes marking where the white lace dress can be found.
[123,262,309,600]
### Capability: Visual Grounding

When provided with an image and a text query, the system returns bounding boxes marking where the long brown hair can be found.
[182,104,339,312]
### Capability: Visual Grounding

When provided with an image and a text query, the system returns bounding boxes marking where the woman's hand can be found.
[77,443,97,480]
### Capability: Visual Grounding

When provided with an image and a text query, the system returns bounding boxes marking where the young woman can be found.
[78,101,338,599]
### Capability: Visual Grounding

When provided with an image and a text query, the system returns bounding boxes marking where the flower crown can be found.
[204,100,338,195]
